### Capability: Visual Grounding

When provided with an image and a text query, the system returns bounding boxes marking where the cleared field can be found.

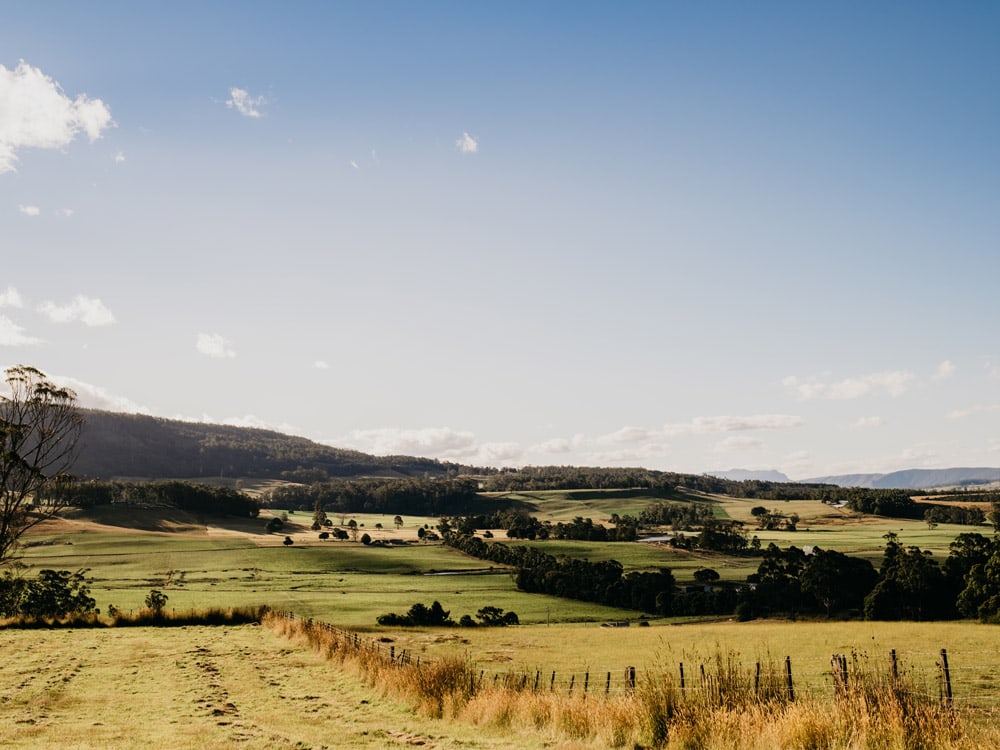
[0,625,574,750]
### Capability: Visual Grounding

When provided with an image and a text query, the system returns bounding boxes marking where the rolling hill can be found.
[72,410,466,481]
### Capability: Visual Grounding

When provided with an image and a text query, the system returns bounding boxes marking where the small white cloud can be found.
[0,315,43,346]
[713,436,765,453]
[49,375,149,413]
[18,205,40,216]
[946,404,1000,420]
[349,160,359,170]
[854,416,883,429]
[0,286,23,308]
[38,295,115,326]
[226,87,266,118]
[0,60,114,174]
[933,360,956,381]
[587,443,672,464]
[114,151,125,164]
[313,360,330,370]
[783,371,915,400]
[456,131,478,154]
[597,426,661,444]
[58,208,74,217]
[664,414,803,436]
[532,437,573,454]
[196,332,236,359]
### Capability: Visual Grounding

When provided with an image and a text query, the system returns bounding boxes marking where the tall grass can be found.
[267,612,1000,749]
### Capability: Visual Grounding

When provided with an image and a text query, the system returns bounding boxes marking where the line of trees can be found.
[262,477,482,516]
[53,480,260,518]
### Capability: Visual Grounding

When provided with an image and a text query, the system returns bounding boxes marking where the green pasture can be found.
[18,523,633,627]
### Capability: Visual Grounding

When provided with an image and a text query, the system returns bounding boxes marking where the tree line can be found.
[262,477,486,516]
[54,480,260,518]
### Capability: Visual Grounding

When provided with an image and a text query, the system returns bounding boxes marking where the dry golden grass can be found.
[267,612,1000,749]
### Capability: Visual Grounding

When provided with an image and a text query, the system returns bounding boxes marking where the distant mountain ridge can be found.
[801,467,1000,490]
[73,409,464,481]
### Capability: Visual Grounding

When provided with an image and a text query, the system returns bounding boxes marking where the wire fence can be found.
[271,611,998,709]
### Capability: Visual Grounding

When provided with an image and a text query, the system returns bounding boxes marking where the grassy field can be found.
[0,624,576,750]
[7,496,1000,748]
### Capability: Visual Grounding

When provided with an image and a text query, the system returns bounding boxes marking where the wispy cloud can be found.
[713,436,765,453]
[456,132,478,154]
[783,371,915,400]
[946,404,1000,420]
[196,332,236,359]
[114,151,125,164]
[933,360,956,381]
[0,286,23,308]
[587,442,672,465]
[0,315,42,346]
[226,87,266,118]
[313,360,329,370]
[597,426,662,444]
[18,204,40,216]
[0,60,113,174]
[335,426,522,466]
[665,414,804,435]
[38,295,115,326]
[49,375,149,413]
[854,416,883,429]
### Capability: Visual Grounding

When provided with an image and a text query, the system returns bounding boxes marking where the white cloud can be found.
[226,87,266,118]
[38,295,115,326]
[0,315,42,346]
[58,208,74,217]
[0,60,113,174]
[532,437,573,454]
[456,132,478,154]
[341,426,477,458]
[664,414,803,435]
[196,332,236,359]
[0,286,23,308]
[18,204,40,216]
[933,360,956,381]
[597,426,661,444]
[48,375,149,413]
[114,151,125,164]
[313,360,330,370]
[587,442,672,465]
[946,404,1000,420]
[713,436,765,453]
[853,416,883,429]
[350,160,359,170]
[783,371,915,400]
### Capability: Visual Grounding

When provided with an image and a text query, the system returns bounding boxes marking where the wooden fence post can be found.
[679,662,685,692]
[568,674,575,694]
[890,649,898,682]
[584,670,589,694]
[625,666,636,692]
[605,671,611,695]
[784,656,795,702]
[940,649,953,708]
[551,670,556,691]
[754,661,760,696]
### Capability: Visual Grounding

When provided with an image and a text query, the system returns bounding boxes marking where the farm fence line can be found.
[269,611,993,709]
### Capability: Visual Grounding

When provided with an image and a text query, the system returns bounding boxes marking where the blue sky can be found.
[2,2,998,478]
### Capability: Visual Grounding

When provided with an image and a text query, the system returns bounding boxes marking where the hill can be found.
[802,467,1000,489]
[72,409,466,481]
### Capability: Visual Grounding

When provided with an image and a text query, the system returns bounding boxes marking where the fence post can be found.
[584,671,589,694]
[890,649,898,682]
[754,661,760,696]
[568,674,575,694]
[784,656,795,702]
[679,662,685,692]
[551,670,556,691]
[606,671,611,695]
[940,649,953,708]
[534,670,540,692]
[625,666,636,692]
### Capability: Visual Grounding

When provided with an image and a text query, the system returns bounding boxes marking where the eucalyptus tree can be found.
[0,366,83,565]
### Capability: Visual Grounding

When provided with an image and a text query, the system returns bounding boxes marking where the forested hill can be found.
[72,410,465,481]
